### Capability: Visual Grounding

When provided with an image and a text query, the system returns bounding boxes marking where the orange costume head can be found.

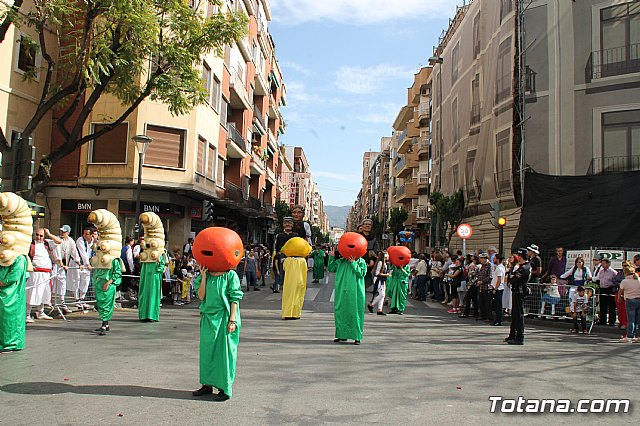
[193,227,244,272]
[337,232,367,260]
[387,246,412,267]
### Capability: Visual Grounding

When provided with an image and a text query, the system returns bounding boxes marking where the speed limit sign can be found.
[456,223,472,239]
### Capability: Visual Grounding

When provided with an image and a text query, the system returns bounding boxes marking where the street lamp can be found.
[132,134,153,238]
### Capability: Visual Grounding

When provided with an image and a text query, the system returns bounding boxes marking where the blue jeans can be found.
[431,277,442,301]
[626,298,640,339]
[245,270,257,289]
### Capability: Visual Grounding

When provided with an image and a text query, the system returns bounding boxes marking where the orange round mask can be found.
[192,227,244,272]
[387,246,412,267]
[337,232,368,260]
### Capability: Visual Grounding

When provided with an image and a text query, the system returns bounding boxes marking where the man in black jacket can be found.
[505,248,531,345]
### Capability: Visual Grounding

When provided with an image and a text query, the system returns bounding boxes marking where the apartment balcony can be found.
[396,129,411,154]
[394,182,418,203]
[586,43,640,83]
[268,93,279,119]
[417,137,429,159]
[418,101,430,124]
[416,206,430,223]
[250,150,265,175]
[227,124,250,158]
[587,156,640,175]
[267,129,277,150]
[238,36,251,62]
[396,155,418,178]
[405,212,417,227]
[253,104,267,133]
[266,166,276,184]
[255,66,269,96]
[229,68,251,110]
[417,172,429,191]
[224,181,248,203]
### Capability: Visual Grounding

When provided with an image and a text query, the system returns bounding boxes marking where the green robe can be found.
[138,253,167,322]
[194,270,243,398]
[0,255,28,351]
[93,259,123,322]
[328,256,366,341]
[311,250,325,280]
[388,265,410,313]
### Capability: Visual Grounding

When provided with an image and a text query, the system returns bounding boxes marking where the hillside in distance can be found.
[323,205,350,229]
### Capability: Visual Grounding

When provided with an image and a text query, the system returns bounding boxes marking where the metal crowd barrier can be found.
[523,283,598,333]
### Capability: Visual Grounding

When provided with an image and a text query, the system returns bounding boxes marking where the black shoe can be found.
[491,322,501,326]
[254,287,261,291]
[354,340,361,345]
[367,304,374,313]
[192,385,213,396]
[507,340,523,345]
[261,283,266,286]
[212,391,230,401]
[377,311,386,316]
[333,338,347,343]
[274,290,280,293]
[98,327,107,336]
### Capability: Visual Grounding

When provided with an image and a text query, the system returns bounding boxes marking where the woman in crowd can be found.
[446,257,463,314]
[430,252,444,302]
[618,262,640,343]
[561,257,591,302]
[368,251,390,315]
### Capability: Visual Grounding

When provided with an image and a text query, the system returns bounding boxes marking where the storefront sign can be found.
[61,199,108,212]
[119,201,184,217]
[595,250,625,269]
[566,250,593,270]
[191,206,202,219]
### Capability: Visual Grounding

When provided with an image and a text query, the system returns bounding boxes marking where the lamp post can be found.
[132,134,153,238]
[428,54,444,247]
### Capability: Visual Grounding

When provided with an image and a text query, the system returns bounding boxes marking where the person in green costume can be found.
[93,258,123,335]
[0,255,28,352]
[328,247,367,345]
[138,251,168,322]
[388,264,411,315]
[311,246,325,283]
[192,266,243,401]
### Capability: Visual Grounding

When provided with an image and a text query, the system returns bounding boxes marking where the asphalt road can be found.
[1,271,638,425]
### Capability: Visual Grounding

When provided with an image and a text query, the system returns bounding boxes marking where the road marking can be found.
[305,288,320,300]
[330,290,334,302]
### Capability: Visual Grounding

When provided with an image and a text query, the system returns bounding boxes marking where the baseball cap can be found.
[60,225,71,233]
[479,253,489,259]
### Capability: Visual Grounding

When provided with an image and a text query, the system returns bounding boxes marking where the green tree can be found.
[429,190,465,247]
[274,200,291,233]
[311,225,329,244]
[0,0,247,199]
[387,207,408,245]
[0,1,24,44]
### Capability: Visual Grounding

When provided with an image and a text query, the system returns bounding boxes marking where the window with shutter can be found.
[208,144,216,181]
[89,123,129,163]
[196,136,206,176]
[144,125,186,168]
[217,156,225,186]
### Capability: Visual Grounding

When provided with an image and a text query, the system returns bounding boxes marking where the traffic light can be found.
[1,136,35,192]
[489,201,501,228]
[203,199,215,223]
[497,217,507,227]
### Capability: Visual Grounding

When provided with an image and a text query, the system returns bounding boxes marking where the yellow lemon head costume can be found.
[280,237,312,258]
[139,212,166,263]
[0,192,33,271]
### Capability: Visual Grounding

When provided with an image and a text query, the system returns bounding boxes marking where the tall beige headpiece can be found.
[139,212,166,263]
[0,192,33,271]
[88,209,122,269]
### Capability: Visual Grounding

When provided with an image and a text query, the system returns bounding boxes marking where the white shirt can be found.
[31,241,53,270]
[124,245,134,271]
[133,244,141,258]
[57,236,80,266]
[570,292,588,312]
[491,263,506,290]
[415,260,428,276]
[76,236,93,267]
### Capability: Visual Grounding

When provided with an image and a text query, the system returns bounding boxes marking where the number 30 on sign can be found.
[456,224,472,239]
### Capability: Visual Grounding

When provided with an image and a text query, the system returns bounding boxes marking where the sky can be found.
[269,0,460,206]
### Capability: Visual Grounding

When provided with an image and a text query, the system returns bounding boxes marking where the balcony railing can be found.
[418,102,430,118]
[394,184,406,198]
[225,181,244,203]
[494,169,512,196]
[417,172,429,187]
[587,156,640,175]
[465,179,481,202]
[253,104,266,130]
[586,43,640,82]
[251,150,265,170]
[397,129,408,144]
[470,101,481,125]
[227,124,250,152]
[394,155,407,173]
[416,206,429,220]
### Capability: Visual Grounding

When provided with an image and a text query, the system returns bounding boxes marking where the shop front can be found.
[118,200,186,247]
[60,199,109,237]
